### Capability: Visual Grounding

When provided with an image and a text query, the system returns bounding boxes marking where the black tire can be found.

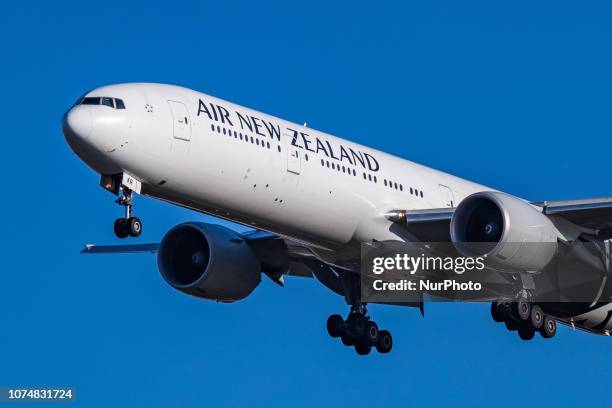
[354,342,371,356]
[504,319,518,331]
[341,334,354,346]
[539,316,557,339]
[364,321,379,345]
[530,304,544,330]
[127,217,142,237]
[375,330,393,354]
[326,314,344,338]
[491,302,505,322]
[518,323,536,340]
[114,218,128,239]
[346,316,366,337]
[515,300,531,321]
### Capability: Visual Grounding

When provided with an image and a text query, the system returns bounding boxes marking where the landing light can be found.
[100,174,120,195]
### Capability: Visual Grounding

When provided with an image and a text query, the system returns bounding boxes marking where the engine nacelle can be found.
[450,191,558,273]
[157,222,261,302]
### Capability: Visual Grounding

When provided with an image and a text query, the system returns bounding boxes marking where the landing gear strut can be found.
[113,187,142,238]
[491,301,557,340]
[326,271,392,355]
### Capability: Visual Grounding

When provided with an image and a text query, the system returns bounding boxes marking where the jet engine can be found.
[450,191,558,273]
[157,222,261,301]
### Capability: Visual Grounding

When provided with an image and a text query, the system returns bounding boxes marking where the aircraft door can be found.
[285,136,301,174]
[168,100,192,141]
[439,184,455,207]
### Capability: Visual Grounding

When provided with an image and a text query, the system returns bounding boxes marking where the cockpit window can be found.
[77,96,126,109]
[101,97,114,108]
[82,97,101,105]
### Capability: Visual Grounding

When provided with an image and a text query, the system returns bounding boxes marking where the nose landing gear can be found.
[113,188,142,238]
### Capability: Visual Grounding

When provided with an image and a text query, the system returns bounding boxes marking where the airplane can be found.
[62,83,612,355]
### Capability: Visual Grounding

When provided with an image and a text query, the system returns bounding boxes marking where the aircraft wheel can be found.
[114,218,128,239]
[491,302,505,322]
[364,321,379,345]
[127,217,143,237]
[514,300,531,321]
[354,342,371,356]
[346,315,366,337]
[518,323,536,340]
[504,319,518,331]
[530,304,544,330]
[326,314,344,338]
[375,330,393,354]
[539,316,557,339]
[341,334,355,346]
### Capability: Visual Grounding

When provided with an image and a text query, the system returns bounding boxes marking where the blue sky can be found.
[1,1,611,406]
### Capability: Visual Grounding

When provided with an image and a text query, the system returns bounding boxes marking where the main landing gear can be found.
[326,305,392,355]
[491,300,557,340]
[113,188,142,239]
[325,270,393,355]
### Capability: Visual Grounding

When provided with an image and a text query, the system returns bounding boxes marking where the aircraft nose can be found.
[62,106,92,145]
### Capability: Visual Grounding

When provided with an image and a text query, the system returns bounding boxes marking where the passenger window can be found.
[102,97,114,108]
[115,99,126,109]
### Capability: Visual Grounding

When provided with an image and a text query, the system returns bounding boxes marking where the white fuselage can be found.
[63,83,490,262]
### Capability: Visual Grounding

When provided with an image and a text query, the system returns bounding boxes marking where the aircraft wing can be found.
[387,197,612,241]
[81,230,283,254]
[81,231,315,279]
[82,243,160,254]
[386,208,454,241]
[533,197,612,232]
